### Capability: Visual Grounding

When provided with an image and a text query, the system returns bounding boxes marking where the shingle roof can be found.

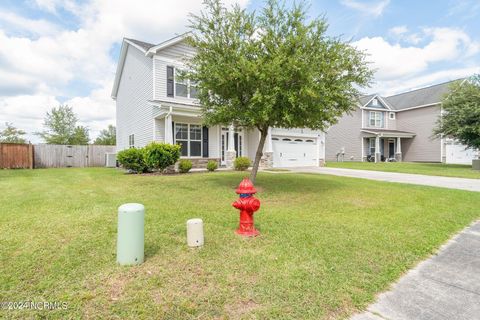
[359,94,375,106]
[383,80,459,110]
[124,38,156,51]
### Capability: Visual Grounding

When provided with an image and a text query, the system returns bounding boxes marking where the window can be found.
[372,98,378,106]
[128,134,134,148]
[294,139,303,142]
[166,66,174,97]
[306,139,314,142]
[272,137,279,141]
[189,81,198,99]
[369,138,376,155]
[389,112,395,120]
[175,123,202,157]
[369,111,384,127]
[169,67,198,99]
[282,138,291,141]
[175,71,188,97]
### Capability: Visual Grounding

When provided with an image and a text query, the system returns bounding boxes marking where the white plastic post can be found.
[186,218,204,247]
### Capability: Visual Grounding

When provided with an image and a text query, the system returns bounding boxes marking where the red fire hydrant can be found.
[232,178,261,237]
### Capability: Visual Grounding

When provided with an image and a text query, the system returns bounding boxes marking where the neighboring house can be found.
[325,80,476,164]
[111,34,325,168]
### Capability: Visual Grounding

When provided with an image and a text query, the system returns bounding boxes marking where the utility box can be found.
[105,153,117,167]
[117,203,144,265]
[473,159,480,171]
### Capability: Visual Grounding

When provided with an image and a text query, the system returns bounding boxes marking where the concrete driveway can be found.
[287,167,480,192]
[351,221,480,320]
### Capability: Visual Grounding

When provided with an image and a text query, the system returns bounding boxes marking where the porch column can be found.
[395,137,402,162]
[375,136,381,163]
[226,124,236,168]
[261,127,274,168]
[164,111,173,144]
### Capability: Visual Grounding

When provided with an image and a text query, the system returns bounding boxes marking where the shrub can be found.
[234,156,251,171]
[178,159,193,173]
[117,148,148,173]
[144,142,181,172]
[207,160,218,172]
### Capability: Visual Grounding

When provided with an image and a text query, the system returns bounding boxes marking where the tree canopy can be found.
[37,105,90,145]
[187,0,372,181]
[434,75,480,151]
[0,122,27,144]
[94,125,116,145]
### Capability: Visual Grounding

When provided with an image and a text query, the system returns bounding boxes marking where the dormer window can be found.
[372,98,378,106]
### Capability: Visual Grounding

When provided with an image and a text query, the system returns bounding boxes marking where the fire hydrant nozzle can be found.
[232,178,261,237]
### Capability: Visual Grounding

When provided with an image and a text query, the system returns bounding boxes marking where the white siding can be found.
[116,45,153,151]
[158,42,196,60]
[154,118,165,141]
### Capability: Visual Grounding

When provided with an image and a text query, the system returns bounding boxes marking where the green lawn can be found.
[1,168,479,319]
[327,161,480,179]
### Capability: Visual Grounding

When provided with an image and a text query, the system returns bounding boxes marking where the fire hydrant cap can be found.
[235,178,257,194]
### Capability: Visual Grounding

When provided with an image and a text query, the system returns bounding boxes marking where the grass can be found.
[0,168,479,319]
[326,161,480,179]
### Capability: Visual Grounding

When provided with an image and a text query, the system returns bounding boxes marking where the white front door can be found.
[220,129,244,165]
[272,137,317,167]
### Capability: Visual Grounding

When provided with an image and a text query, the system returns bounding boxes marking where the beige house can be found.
[325,80,476,164]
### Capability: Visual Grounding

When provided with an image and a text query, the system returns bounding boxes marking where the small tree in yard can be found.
[0,123,26,144]
[94,125,116,145]
[187,0,372,182]
[434,75,480,157]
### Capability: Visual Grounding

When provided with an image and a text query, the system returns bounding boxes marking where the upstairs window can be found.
[369,111,384,128]
[372,98,378,106]
[167,66,198,99]
[389,112,395,120]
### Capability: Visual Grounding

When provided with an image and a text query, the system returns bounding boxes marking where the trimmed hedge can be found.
[117,148,148,173]
[234,156,251,171]
[178,159,193,173]
[144,142,181,172]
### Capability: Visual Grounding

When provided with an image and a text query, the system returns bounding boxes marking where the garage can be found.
[272,136,318,167]
[446,143,475,165]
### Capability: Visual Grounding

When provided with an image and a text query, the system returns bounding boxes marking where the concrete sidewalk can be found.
[287,167,480,192]
[351,221,480,320]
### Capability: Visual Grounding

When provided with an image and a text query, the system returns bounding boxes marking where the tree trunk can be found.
[250,127,268,184]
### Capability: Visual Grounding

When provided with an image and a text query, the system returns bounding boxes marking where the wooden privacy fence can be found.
[0,143,34,169]
[33,144,116,168]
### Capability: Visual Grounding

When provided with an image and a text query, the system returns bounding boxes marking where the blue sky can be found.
[0,0,479,142]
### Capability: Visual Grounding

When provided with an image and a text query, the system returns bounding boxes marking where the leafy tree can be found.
[37,105,90,145]
[0,123,27,144]
[94,125,116,145]
[187,0,372,182]
[434,75,480,155]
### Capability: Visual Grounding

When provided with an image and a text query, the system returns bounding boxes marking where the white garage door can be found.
[446,144,475,164]
[272,137,317,167]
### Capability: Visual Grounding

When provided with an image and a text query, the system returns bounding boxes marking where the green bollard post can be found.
[117,203,144,265]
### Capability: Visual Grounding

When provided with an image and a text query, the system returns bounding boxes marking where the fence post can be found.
[28,143,33,169]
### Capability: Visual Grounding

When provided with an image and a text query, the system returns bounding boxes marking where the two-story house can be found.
[325,80,476,164]
[111,34,326,168]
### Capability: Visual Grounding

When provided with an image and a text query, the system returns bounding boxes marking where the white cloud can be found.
[389,25,408,36]
[340,0,390,17]
[354,27,480,81]
[0,0,249,142]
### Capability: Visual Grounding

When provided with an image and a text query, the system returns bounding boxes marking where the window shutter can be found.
[167,66,174,97]
[172,121,175,143]
[202,126,209,158]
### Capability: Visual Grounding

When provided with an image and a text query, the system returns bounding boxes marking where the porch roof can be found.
[361,129,416,138]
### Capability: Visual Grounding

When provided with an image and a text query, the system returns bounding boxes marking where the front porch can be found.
[361,129,415,163]
[152,102,268,168]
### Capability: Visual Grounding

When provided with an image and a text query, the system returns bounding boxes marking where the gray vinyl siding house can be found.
[325,80,475,164]
[112,34,326,168]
